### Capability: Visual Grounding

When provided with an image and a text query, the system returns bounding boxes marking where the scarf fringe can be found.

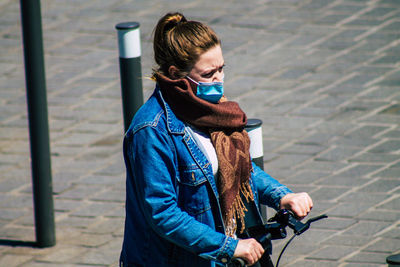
[225,181,254,236]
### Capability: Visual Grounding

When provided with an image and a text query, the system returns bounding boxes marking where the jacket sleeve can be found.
[251,163,293,210]
[125,125,238,264]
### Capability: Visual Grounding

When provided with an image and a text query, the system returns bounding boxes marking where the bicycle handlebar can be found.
[230,257,246,267]
[229,210,328,266]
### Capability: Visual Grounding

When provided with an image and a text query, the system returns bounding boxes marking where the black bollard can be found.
[20,0,55,247]
[116,22,144,132]
[245,118,268,220]
[387,254,400,267]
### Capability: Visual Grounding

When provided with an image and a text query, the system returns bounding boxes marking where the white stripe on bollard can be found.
[247,126,263,159]
[116,22,141,59]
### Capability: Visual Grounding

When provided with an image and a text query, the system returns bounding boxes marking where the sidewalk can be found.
[0,0,399,266]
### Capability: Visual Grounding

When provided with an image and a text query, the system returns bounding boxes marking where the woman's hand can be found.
[233,238,264,266]
[280,192,313,219]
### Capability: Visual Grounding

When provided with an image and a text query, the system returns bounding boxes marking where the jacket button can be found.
[221,258,228,263]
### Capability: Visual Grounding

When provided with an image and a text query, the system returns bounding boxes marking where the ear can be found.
[168,65,180,79]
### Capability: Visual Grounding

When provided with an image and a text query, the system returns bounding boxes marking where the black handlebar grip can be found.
[230,258,246,267]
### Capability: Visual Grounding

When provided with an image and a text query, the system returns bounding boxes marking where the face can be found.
[188,45,224,83]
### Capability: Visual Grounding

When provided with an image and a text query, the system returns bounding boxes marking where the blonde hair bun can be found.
[164,12,187,29]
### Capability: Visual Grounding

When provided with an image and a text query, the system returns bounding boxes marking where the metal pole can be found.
[20,0,55,248]
[116,22,144,132]
[246,118,267,220]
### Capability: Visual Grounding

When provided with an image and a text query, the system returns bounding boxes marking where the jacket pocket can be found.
[177,165,211,217]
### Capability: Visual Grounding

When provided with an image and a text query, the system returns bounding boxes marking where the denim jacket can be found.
[120,87,292,267]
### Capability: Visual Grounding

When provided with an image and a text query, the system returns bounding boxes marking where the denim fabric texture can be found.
[119,87,293,267]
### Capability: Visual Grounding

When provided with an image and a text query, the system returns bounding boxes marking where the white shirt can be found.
[186,125,219,177]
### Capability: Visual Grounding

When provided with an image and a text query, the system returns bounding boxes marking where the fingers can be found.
[296,193,313,218]
[280,192,313,219]
[233,238,264,265]
[247,241,264,265]
[253,242,264,263]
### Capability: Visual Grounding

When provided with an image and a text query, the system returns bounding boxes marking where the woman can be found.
[119,12,313,267]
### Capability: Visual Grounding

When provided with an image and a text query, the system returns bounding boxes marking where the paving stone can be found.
[315,216,357,231]
[380,225,400,239]
[37,245,88,263]
[85,218,124,235]
[323,234,375,247]
[285,34,325,48]
[364,238,400,253]
[90,189,125,203]
[76,175,123,186]
[313,121,354,135]
[361,113,400,124]
[274,239,320,256]
[369,140,400,153]
[292,107,337,118]
[75,239,120,266]
[337,164,384,178]
[359,179,400,193]
[265,154,311,169]
[0,209,28,221]
[374,165,400,178]
[316,146,360,162]
[21,262,92,267]
[56,216,98,229]
[308,245,358,261]
[316,175,370,187]
[57,159,111,175]
[0,226,35,240]
[299,160,348,173]
[342,263,386,267]
[358,210,400,222]
[1,194,33,209]
[104,205,124,218]
[376,196,400,210]
[70,202,122,217]
[54,199,83,212]
[349,152,399,164]
[63,232,113,248]
[326,202,372,218]
[57,185,106,200]
[298,132,337,145]
[347,251,391,265]
[284,170,329,185]
[0,254,33,267]
[346,125,390,138]
[380,128,400,139]
[342,221,393,237]
[94,160,125,176]
[286,259,340,267]
[333,135,380,148]
[278,143,326,155]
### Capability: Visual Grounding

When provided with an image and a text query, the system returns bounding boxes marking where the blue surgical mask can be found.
[187,76,224,103]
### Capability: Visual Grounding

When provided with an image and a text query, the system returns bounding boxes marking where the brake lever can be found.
[306,214,328,224]
[293,214,328,235]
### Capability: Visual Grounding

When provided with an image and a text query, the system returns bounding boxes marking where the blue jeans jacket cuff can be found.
[270,186,293,210]
[216,236,238,264]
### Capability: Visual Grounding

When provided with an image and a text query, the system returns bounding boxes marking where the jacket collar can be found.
[156,86,185,135]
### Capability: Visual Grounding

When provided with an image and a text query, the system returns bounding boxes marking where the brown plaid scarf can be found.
[155,73,254,235]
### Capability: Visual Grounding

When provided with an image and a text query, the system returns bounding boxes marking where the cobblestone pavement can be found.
[1,0,399,266]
